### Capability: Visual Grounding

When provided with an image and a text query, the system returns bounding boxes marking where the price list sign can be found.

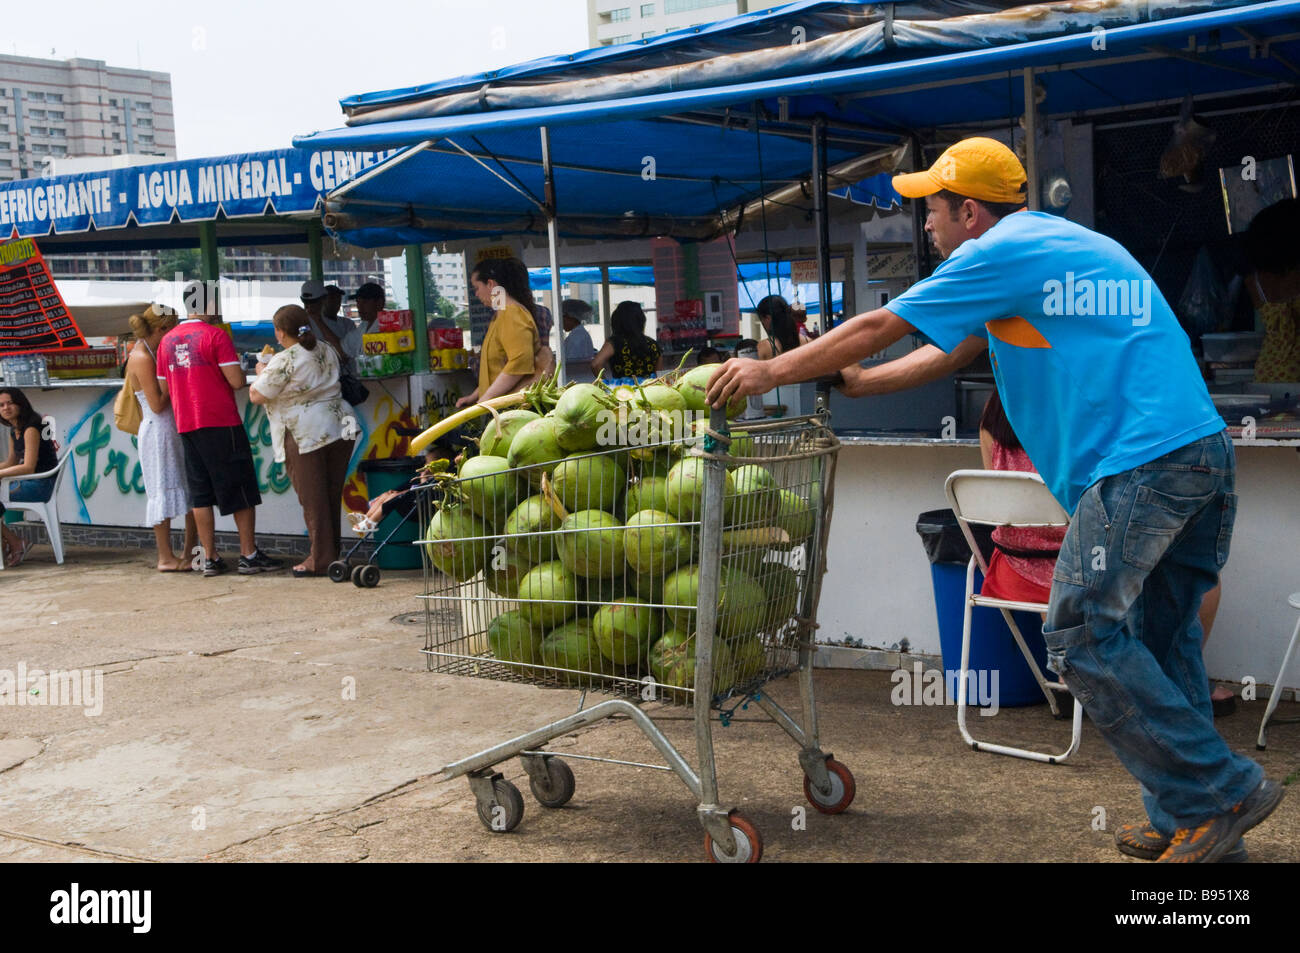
[0,237,88,356]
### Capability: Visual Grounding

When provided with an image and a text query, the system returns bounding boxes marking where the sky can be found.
[6,0,590,158]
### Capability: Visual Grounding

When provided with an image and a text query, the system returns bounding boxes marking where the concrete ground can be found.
[1,545,1297,864]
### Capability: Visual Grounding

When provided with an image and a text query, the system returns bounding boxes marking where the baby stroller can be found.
[329,434,459,588]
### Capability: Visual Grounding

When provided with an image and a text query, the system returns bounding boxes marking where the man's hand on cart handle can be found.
[707,358,774,408]
[707,307,917,408]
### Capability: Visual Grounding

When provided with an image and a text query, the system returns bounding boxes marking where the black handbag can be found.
[340,371,369,407]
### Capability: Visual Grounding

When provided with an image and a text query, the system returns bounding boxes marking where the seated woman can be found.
[249,306,354,577]
[976,388,1066,605]
[591,301,661,380]
[754,294,810,361]
[0,387,59,567]
[1243,197,1300,383]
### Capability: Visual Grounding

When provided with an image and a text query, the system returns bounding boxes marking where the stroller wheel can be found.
[327,561,350,583]
[351,564,366,587]
[358,564,381,588]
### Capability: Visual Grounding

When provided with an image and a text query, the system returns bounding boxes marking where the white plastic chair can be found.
[943,469,1084,764]
[1256,592,1300,751]
[0,448,73,568]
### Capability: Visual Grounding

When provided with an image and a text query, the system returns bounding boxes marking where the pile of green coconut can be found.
[421,362,816,701]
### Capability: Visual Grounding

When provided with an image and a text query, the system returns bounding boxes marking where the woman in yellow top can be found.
[1244,198,1300,383]
[456,257,544,409]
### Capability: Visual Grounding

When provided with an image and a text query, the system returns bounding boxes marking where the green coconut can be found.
[556,510,626,579]
[540,618,612,685]
[516,561,578,630]
[458,454,522,529]
[487,611,544,667]
[484,544,535,599]
[753,562,800,627]
[550,453,625,514]
[649,629,735,698]
[676,363,745,419]
[593,596,659,667]
[480,408,540,458]
[662,565,767,639]
[726,464,780,528]
[626,476,670,516]
[624,508,693,577]
[774,489,816,549]
[506,416,566,485]
[665,456,732,522]
[551,383,610,453]
[504,494,563,563]
[424,504,490,582]
[578,575,628,618]
[719,635,767,694]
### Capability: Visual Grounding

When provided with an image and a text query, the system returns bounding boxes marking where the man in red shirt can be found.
[158,281,282,577]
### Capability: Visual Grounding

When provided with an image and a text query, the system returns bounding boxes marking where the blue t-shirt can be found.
[888,211,1223,512]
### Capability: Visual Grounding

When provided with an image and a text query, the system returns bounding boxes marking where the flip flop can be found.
[8,540,28,567]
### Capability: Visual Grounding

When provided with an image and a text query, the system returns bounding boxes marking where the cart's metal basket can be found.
[415,412,839,710]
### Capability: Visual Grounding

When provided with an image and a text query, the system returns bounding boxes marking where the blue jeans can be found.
[0,475,55,515]
[1044,431,1261,834]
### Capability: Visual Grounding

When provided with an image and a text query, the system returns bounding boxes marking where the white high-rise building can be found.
[587,0,783,47]
[0,54,175,183]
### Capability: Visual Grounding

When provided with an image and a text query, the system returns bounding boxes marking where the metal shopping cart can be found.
[415,404,849,862]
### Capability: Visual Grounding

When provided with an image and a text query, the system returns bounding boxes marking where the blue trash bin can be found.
[917,509,1050,708]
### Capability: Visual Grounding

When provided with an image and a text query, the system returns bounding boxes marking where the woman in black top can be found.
[591,301,662,380]
[0,387,59,566]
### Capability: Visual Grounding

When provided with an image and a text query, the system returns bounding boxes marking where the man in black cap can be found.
[350,282,385,336]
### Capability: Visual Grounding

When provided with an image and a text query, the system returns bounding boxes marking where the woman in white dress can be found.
[127,304,197,571]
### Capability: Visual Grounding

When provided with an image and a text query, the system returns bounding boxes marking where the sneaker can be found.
[1157,779,1286,863]
[238,549,284,575]
[1116,822,1247,862]
[202,555,230,578]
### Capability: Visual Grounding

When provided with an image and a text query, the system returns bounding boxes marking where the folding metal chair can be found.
[1256,592,1300,750]
[944,469,1084,763]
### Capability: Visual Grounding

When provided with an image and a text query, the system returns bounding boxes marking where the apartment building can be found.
[587,0,784,46]
[0,54,175,183]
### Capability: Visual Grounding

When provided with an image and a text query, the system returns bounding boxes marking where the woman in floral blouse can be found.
[249,305,355,577]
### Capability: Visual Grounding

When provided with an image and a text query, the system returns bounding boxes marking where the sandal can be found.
[7,540,27,567]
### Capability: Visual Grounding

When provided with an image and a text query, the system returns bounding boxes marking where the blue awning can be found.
[528,266,655,289]
[295,1,1300,249]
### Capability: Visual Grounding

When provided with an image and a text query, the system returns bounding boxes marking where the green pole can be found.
[198,221,219,281]
[406,245,430,373]
[307,221,324,282]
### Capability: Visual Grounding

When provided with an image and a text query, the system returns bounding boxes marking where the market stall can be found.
[0,147,474,550]
[291,0,1300,686]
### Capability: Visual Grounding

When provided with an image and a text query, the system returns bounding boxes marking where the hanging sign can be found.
[0,237,88,356]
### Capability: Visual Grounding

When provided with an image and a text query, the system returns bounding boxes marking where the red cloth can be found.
[157,320,242,433]
[981,547,1053,604]
[986,440,1065,596]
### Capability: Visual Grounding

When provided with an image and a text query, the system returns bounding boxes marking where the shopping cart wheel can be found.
[528,757,575,809]
[475,778,525,833]
[327,561,350,583]
[357,564,381,588]
[803,758,856,815]
[705,812,762,863]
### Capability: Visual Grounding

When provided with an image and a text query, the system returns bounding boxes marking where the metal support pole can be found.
[198,221,219,282]
[540,126,567,386]
[406,244,430,373]
[307,220,324,282]
[1023,68,1040,211]
[811,116,834,336]
[599,264,612,338]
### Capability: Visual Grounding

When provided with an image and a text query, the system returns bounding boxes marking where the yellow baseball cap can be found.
[892,137,1028,205]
